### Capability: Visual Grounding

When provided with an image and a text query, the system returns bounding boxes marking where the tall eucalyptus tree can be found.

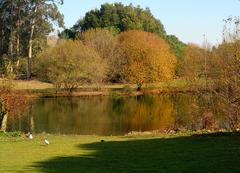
[0,0,64,78]
[25,0,64,79]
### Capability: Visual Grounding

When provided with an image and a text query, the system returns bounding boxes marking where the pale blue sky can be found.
[58,0,240,45]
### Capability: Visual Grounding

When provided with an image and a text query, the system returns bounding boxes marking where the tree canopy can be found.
[73,3,166,37]
[36,40,107,93]
[177,44,206,79]
[78,28,119,82]
[0,0,64,78]
[167,35,186,59]
[59,3,185,58]
[115,30,176,87]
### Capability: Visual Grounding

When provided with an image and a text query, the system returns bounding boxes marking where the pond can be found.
[7,93,234,135]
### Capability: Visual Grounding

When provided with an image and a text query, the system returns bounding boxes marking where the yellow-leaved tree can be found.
[78,28,119,82]
[116,30,176,89]
[177,44,206,80]
[36,40,107,93]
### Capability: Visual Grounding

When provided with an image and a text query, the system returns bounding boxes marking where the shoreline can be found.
[23,88,209,98]
[22,86,210,98]
[1,78,210,97]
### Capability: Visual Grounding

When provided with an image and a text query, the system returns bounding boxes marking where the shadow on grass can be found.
[33,132,240,173]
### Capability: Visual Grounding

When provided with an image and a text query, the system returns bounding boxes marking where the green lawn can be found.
[1,132,240,173]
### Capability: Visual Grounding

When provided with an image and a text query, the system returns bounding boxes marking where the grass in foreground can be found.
[0,132,240,173]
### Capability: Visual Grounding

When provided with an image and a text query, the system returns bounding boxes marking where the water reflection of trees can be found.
[111,94,228,133]
[173,93,239,131]
[173,93,216,131]
[111,95,176,132]
[7,93,239,135]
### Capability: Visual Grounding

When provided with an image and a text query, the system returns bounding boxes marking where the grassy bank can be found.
[1,132,240,173]
[2,78,209,97]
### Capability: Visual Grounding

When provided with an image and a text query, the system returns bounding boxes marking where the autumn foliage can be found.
[0,81,29,131]
[0,91,28,116]
[116,30,176,86]
[78,28,119,81]
[36,40,107,92]
[211,41,240,128]
[177,44,206,79]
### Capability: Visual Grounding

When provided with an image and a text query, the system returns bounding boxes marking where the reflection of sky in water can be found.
[8,94,231,135]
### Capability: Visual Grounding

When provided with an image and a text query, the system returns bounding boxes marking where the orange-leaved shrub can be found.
[116,30,176,88]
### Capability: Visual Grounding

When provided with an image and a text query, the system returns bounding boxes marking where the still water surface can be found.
[8,94,231,135]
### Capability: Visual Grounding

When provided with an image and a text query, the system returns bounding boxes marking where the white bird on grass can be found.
[44,139,50,145]
[27,133,33,139]
[29,134,33,139]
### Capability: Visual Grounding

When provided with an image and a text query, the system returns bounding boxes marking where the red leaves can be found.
[0,91,29,116]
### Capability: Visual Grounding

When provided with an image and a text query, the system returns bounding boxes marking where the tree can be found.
[116,30,176,89]
[0,0,64,79]
[0,0,28,74]
[58,28,76,39]
[211,41,240,129]
[203,17,240,130]
[78,28,119,82]
[73,3,166,37]
[60,3,185,60]
[25,0,64,79]
[36,40,107,93]
[0,79,29,132]
[177,44,207,80]
[167,35,186,59]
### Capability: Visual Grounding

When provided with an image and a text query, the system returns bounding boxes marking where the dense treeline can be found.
[59,3,186,58]
[60,3,166,38]
[37,29,177,91]
[0,0,64,79]
[0,2,185,82]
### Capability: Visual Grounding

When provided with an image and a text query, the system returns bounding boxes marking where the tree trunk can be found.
[26,4,38,80]
[28,103,34,133]
[0,22,3,60]
[0,102,8,132]
[8,32,13,60]
[9,3,15,73]
[7,3,15,74]
[26,24,35,79]
[16,8,20,60]
[1,101,8,132]
[8,32,14,74]
[16,7,20,70]
[1,112,8,132]
[15,14,21,73]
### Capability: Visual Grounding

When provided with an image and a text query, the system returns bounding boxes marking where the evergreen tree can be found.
[0,0,64,78]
